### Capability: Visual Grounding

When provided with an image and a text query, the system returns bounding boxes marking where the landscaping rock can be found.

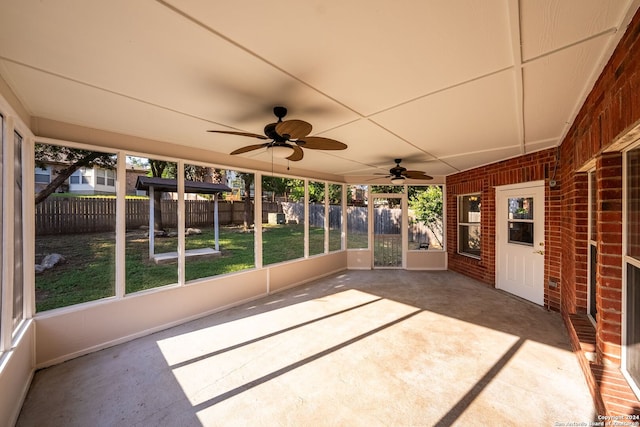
[186,228,202,236]
[36,253,66,274]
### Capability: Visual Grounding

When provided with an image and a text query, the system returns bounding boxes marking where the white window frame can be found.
[457,193,481,259]
[587,169,597,326]
[622,140,640,400]
[69,167,91,186]
[95,168,115,187]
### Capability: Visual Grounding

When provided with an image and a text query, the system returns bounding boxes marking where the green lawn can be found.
[35,224,341,312]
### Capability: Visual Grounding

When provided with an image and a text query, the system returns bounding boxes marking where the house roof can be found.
[135,177,231,195]
[1,2,638,180]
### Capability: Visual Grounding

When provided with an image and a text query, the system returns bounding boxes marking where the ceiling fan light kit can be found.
[208,106,347,162]
[390,176,406,185]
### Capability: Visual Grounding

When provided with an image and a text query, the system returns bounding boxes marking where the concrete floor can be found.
[17,270,595,426]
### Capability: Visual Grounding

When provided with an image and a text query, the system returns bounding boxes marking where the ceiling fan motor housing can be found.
[273,106,287,121]
[390,159,407,176]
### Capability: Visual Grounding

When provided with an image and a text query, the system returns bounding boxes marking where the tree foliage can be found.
[34,144,116,204]
[408,186,444,247]
[237,172,254,230]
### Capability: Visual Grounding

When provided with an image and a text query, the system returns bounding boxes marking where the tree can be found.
[238,173,254,231]
[262,176,289,202]
[34,144,116,205]
[147,160,172,231]
[308,181,325,203]
[409,186,444,247]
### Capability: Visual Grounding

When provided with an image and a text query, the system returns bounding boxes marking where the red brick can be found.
[447,9,640,413]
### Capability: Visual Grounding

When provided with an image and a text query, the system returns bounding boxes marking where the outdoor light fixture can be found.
[268,144,295,158]
[390,176,405,185]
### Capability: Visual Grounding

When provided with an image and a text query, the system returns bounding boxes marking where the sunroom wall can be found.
[445,149,562,310]
[446,8,640,366]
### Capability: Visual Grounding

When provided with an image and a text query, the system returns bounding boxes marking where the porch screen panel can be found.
[13,131,23,330]
[308,181,325,256]
[262,176,305,265]
[347,185,368,249]
[328,184,342,252]
[124,156,176,294]
[35,143,117,311]
[183,166,255,282]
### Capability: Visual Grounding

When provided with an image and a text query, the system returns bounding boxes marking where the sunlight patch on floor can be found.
[156,289,386,366]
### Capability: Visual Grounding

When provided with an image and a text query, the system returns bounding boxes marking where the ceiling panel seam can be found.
[154,0,364,119]
[366,66,515,119]
[508,0,525,155]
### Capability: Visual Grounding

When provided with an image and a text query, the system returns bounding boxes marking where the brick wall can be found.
[596,153,623,364]
[446,9,640,366]
[446,149,562,310]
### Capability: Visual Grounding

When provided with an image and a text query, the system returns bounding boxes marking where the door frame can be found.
[495,180,546,305]
[370,192,407,269]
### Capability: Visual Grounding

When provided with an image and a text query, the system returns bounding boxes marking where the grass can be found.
[35,224,340,312]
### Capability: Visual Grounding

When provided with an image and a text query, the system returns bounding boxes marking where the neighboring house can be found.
[35,162,149,196]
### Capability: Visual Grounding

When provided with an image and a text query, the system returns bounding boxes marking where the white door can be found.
[496,182,545,305]
[372,195,404,268]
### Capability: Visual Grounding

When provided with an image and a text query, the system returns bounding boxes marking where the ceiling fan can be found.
[375,159,433,184]
[207,106,347,161]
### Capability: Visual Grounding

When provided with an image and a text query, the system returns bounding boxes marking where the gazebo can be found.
[135,176,232,263]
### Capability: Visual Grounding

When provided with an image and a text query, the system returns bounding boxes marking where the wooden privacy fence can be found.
[36,198,268,235]
[36,198,118,235]
[35,198,442,245]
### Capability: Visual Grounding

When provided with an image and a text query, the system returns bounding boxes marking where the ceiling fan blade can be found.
[287,145,304,161]
[207,130,268,140]
[275,120,312,139]
[230,143,270,155]
[296,136,348,150]
[404,170,433,180]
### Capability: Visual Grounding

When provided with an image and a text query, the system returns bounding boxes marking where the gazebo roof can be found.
[135,176,231,194]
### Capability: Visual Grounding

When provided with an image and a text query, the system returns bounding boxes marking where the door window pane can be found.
[508,197,533,219]
[508,222,534,245]
[507,197,534,246]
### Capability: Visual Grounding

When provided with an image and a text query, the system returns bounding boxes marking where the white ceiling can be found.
[0,0,638,180]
